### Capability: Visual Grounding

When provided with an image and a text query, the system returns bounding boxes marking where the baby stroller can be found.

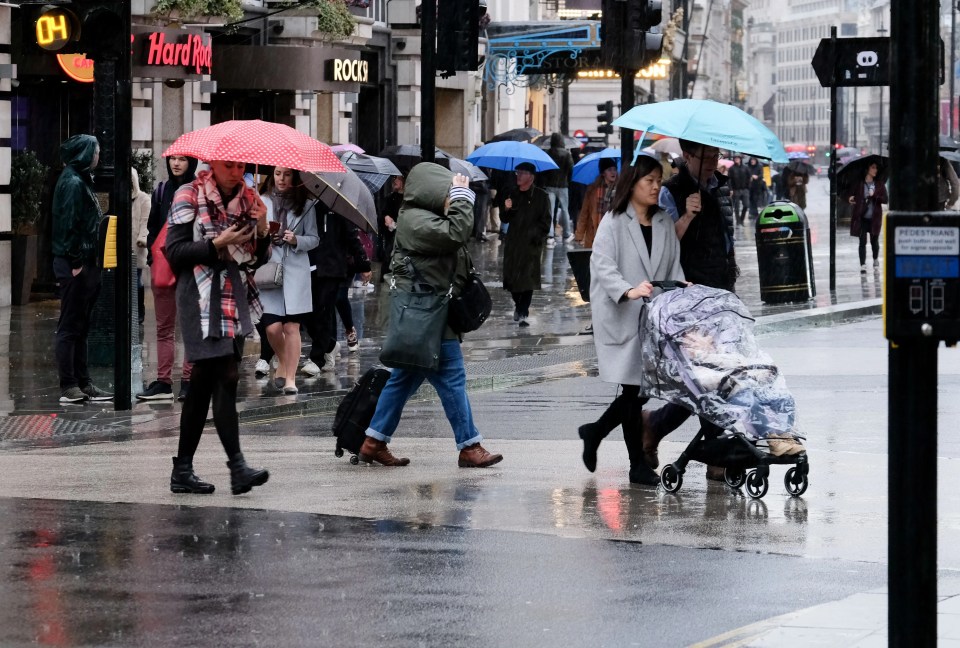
[639,283,809,499]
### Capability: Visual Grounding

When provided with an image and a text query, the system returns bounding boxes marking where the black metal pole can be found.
[828,26,837,293]
[421,0,436,164]
[951,0,956,138]
[680,0,690,99]
[112,0,132,410]
[621,67,636,169]
[888,0,940,644]
[561,80,570,135]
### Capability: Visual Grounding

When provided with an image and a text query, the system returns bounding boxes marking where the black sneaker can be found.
[81,383,113,401]
[177,381,190,402]
[60,386,89,403]
[137,380,173,400]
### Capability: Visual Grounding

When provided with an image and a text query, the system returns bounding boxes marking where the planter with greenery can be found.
[152,0,244,23]
[132,150,157,195]
[10,151,49,305]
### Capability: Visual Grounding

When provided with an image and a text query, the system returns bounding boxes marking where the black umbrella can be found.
[490,127,542,142]
[785,160,816,176]
[378,145,453,175]
[337,151,402,193]
[532,134,583,150]
[836,154,887,191]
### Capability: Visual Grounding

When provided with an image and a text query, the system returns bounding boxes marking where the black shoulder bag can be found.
[448,252,492,334]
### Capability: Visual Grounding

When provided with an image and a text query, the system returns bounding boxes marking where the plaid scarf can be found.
[169,170,264,339]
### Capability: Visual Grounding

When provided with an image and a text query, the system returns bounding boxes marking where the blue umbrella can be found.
[466,141,559,172]
[612,99,788,164]
[572,148,621,185]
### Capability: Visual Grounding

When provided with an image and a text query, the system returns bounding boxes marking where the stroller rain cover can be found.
[638,284,803,442]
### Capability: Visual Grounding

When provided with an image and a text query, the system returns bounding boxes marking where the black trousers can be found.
[648,402,724,439]
[53,257,101,389]
[307,275,341,363]
[177,353,242,460]
[858,227,879,265]
[511,290,533,317]
[336,285,354,331]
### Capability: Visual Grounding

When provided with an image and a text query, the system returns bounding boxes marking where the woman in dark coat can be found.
[164,159,272,496]
[499,162,552,327]
[846,162,888,272]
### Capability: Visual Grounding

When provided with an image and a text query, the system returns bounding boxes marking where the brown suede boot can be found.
[458,443,503,468]
[641,409,670,469]
[358,437,410,466]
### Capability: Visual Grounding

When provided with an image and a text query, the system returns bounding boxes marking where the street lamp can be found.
[878,19,887,152]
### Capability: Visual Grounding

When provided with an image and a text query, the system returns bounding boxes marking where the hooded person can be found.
[575,156,619,248]
[357,162,504,469]
[138,154,199,402]
[52,134,113,404]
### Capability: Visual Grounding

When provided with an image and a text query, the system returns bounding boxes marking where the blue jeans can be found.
[366,340,482,449]
[544,186,571,239]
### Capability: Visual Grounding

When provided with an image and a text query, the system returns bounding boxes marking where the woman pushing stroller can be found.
[578,153,686,486]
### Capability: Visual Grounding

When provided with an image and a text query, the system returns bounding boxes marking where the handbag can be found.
[254,261,283,288]
[379,256,450,372]
[449,270,491,333]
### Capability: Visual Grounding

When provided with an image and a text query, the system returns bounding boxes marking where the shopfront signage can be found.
[326,58,368,84]
[57,53,94,83]
[143,31,212,75]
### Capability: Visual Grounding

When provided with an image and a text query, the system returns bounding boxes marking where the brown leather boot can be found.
[358,437,410,466]
[641,409,670,469]
[458,443,503,468]
[706,465,726,482]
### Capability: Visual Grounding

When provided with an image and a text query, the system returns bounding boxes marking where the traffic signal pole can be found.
[621,68,636,169]
[828,26,837,293]
[421,0,436,164]
[887,0,941,644]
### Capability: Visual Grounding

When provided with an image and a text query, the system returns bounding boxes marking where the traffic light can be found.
[626,0,664,69]
[597,101,614,135]
[24,1,125,60]
[437,0,481,76]
[600,0,625,68]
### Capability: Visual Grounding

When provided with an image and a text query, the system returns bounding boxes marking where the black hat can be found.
[598,157,618,173]
[515,162,536,173]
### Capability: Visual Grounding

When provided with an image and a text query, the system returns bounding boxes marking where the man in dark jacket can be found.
[746,157,767,217]
[500,162,552,327]
[51,134,112,403]
[301,208,371,376]
[541,132,574,247]
[727,155,751,223]
[647,138,739,480]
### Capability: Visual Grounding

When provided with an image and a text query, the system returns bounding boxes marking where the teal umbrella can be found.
[613,99,788,164]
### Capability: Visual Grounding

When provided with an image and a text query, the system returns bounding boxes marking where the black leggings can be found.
[177,355,242,460]
[859,228,879,265]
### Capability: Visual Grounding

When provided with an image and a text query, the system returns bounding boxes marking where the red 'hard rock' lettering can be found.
[145,31,213,75]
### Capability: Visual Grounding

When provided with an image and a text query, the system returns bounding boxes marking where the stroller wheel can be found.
[746,470,769,499]
[349,454,360,465]
[784,467,808,497]
[335,447,344,458]
[660,464,683,493]
[724,468,746,489]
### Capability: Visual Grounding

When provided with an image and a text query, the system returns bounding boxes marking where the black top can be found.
[640,223,652,255]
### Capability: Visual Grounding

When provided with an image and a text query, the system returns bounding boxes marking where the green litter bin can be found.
[756,201,816,303]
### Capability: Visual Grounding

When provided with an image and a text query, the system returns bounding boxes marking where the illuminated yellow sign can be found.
[57,53,95,83]
[36,7,78,52]
[577,59,672,81]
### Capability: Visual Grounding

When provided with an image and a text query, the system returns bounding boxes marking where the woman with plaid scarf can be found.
[164,160,273,496]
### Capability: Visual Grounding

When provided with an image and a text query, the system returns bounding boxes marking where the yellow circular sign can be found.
[36,7,77,52]
[56,54,95,83]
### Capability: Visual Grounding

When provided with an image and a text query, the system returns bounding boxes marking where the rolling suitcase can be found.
[333,367,391,464]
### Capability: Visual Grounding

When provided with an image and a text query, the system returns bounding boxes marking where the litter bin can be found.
[755,201,816,303]
[567,249,591,302]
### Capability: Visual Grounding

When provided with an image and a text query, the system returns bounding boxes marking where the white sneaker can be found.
[545,238,556,248]
[255,359,270,377]
[322,341,341,372]
[300,360,321,377]
[874,259,880,268]
[860,264,867,274]
[346,328,359,352]
[564,234,574,243]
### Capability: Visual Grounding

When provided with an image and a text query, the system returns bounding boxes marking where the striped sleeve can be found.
[449,186,475,206]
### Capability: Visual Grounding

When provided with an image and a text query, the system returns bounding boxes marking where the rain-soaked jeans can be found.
[365,340,483,450]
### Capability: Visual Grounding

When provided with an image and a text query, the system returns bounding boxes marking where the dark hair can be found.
[678,138,702,155]
[260,167,308,215]
[610,154,664,215]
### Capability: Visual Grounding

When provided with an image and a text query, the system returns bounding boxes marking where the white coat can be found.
[259,195,320,316]
[590,204,685,386]
[131,168,151,270]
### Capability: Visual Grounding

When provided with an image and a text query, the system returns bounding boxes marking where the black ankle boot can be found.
[226,453,269,495]
[170,456,215,494]
[579,423,602,472]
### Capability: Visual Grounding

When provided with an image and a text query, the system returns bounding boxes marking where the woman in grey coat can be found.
[578,154,685,486]
[259,168,319,394]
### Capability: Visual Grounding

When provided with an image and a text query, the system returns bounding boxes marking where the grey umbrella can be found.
[448,157,488,182]
[300,168,378,233]
[533,134,583,150]
[337,151,402,193]
[490,127,542,142]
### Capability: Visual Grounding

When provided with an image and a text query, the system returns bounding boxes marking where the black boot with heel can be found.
[624,399,660,486]
[170,456,216,494]
[579,395,628,472]
[227,453,270,495]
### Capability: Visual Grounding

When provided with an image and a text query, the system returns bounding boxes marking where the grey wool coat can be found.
[258,195,320,317]
[590,204,685,386]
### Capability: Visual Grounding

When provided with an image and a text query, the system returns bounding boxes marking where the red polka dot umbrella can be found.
[162,119,345,173]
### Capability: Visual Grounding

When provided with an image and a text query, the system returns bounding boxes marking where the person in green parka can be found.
[500,161,552,327]
[51,134,112,404]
